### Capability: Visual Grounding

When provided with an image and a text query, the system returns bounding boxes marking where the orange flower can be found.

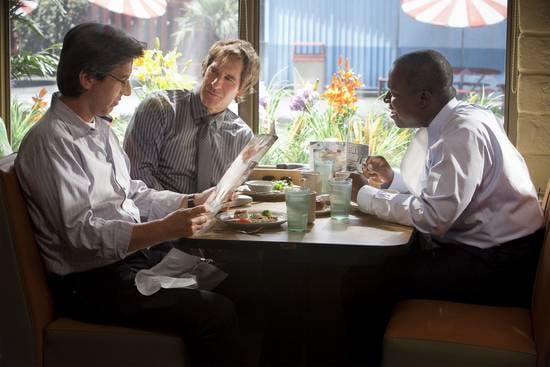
[321,56,362,115]
[31,88,48,110]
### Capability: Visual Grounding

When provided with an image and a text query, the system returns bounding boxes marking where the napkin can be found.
[135,248,227,296]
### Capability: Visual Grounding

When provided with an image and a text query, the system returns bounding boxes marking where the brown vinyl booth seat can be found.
[0,154,188,367]
[382,179,550,367]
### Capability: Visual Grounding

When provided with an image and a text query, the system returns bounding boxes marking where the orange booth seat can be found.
[0,154,189,367]
[382,179,550,367]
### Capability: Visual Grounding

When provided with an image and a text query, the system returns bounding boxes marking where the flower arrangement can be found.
[321,56,362,124]
[132,38,196,101]
[259,57,413,166]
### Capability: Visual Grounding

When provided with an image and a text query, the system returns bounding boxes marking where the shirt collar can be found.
[189,90,227,128]
[426,97,460,144]
[50,92,100,139]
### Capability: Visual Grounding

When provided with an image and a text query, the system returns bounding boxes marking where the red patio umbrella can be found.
[400,0,507,68]
[88,0,167,19]
[15,0,38,16]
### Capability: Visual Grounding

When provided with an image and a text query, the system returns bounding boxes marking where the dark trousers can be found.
[341,229,544,367]
[49,244,242,367]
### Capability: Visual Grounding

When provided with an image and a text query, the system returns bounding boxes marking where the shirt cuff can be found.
[111,220,133,259]
[388,168,408,193]
[149,191,185,219]
[357,184,380,214]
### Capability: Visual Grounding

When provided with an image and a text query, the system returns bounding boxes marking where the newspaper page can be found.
[309,141,369,173]
[194,134,278,235]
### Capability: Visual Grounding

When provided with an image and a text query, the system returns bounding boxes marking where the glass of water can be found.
[314,160,333,194]
[329,177,352,221]
[285,187,311,232]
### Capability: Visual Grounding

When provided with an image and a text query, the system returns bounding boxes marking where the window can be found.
[2,0,510,164]
[257,0,507,167]
[6,0,238,153]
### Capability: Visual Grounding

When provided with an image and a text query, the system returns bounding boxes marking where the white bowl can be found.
[232,194,253,207]
[245,180,274,193]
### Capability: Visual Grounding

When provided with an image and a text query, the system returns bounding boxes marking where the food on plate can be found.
[272,180,289,191]
[226,210,279,224]
[234,209,249,219]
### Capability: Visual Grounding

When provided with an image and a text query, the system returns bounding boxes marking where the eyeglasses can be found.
[106,73,130,87]
[383,91,392,104]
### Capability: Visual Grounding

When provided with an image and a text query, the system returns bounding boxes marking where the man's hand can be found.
[191,187,236,211]
[350,172,369,202]
[363,156,394,188]
[194,187,217,206]
[163,205,209,239]
[129,205,210,252]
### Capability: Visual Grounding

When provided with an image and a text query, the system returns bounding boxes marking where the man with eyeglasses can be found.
[123,39,260,195]
[343,50,543,366]
[15,22,242,367]
[106,72,130,87]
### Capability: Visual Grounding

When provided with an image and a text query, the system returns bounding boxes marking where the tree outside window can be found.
[3,0,238,154]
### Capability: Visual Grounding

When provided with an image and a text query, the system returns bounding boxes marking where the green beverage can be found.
[329,178,352,220]
[285,187,311,232]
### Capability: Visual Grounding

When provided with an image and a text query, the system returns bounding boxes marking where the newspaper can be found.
[194,134,278,235]
[309,141,369,173]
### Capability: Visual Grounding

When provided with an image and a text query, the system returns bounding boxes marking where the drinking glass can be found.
[314,160,333,194]
[329,178,352,220]
[301,171,320,193]
[285,187,311,232]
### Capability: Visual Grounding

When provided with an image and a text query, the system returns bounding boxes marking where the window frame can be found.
[238,0,260,133]
[0,0,10,138]
[504,0,519,144]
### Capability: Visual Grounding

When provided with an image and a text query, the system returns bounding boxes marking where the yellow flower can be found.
[132,40,196,100]
[134,56,145,67]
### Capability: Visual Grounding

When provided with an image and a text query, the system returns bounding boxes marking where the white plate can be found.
[216,210,287,230]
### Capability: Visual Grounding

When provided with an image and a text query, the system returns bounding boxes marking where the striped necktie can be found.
[196,117,212,192]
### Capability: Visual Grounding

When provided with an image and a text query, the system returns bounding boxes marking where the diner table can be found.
[177,201,414,266]
[176,200,414,365]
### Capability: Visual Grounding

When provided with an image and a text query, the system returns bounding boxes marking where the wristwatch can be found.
[187,194,196,208]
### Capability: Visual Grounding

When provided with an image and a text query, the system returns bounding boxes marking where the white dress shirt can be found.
[15,93,185,275]
[357,98,543,248]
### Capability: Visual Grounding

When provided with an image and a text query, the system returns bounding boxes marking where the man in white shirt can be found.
[344,50,544,366]
[15,23,241,367]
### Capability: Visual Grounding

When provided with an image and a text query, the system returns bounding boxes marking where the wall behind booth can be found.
[515,0,550,193]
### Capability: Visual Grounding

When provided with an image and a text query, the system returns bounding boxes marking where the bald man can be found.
[344,50,543,366]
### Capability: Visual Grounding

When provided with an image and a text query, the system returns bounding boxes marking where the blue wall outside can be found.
[261,0,507,90]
